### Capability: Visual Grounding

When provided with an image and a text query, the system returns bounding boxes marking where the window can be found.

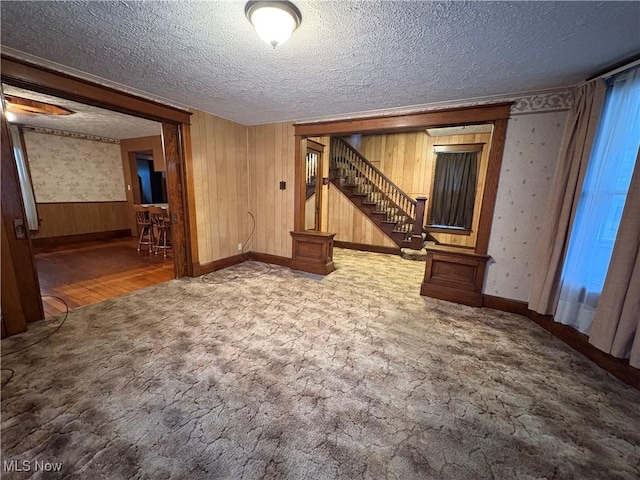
[428,149,479,231]
[555,66,640,333]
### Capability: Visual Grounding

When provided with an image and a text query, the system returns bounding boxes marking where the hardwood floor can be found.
[35,238,175,318]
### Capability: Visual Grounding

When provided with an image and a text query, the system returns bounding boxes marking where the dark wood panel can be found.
[431,259,477,284]
[162,123,190,277]
[290,231,336,275]
[1,221,27,336]
[1,56,191,124]
[34,202,130,238]
[482,294,639,390]
[475,118,508,255]
[1,115,44,325]
[294,104,512,136]
[181,123,200,268]
[422,247,489,307]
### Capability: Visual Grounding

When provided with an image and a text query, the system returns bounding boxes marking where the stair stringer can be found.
[327,183,402,249]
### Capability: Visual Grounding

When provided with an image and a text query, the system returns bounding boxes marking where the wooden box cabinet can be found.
[421,245,490,307]
[290,231,336,275]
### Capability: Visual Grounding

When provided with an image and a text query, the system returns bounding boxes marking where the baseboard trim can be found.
[334,240,400,255]
[246,252,292,268]
[32,229,131,250]
[482,294,639,390]
[195,252,294,276]
[482,294,529,316]
[422,282,483,307]
[196,254,245,276]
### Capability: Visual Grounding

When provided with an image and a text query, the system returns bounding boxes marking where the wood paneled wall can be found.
[336,131,493,248]
[327,184,397,247]
[33,201,130,238]
[247,122,296,258]
[359,131,431,199]
[189,109,250,265]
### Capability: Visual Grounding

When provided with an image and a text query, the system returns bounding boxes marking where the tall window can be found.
[555,66,640,333]
[428,150,478,230]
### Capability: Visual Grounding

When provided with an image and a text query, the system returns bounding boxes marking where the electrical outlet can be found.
[238,243,243,251]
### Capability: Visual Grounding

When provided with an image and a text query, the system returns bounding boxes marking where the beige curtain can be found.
[589,149,640,368]
[528,80,606,314]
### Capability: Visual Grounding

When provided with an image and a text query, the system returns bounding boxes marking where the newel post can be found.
[410,197,428,250]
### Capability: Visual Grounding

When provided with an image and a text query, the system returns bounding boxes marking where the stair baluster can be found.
[329,137,427,249]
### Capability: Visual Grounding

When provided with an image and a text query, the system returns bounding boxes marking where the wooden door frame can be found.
[293,103,512,255]
[306,139,325,231]
[1,113,43,334]
[1,56,197,283]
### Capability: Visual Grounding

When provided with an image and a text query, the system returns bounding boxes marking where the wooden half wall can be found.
[32,201,130,240]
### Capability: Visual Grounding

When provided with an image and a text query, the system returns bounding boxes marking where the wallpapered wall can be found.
[484,111,568,302]
[24,131,127,203]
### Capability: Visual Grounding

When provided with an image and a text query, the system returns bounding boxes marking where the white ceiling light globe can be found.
[245,1,302,48]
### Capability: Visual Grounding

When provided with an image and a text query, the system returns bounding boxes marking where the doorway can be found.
[2,84,176,319]
[1,56,193,336]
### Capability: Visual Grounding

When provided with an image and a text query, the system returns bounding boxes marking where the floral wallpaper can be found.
[24,131,127,203]
[484,110,568,302]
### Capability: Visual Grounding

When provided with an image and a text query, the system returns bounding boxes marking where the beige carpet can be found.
[1,249,639,479]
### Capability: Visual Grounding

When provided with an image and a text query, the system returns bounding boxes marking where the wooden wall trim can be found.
[334,240,401,255]
[1,116,44,324]
[1,56,191,124]
[181,123,200,269]
[475,118,508,255]
[294,135,304,231]
[196,254,245,276]
[195,251,294,278]
[482,294,640,390]
[247,251,293,268]
[1,222,27,336]
[32,229,131,250]
[294,103,512,136]
[162,123,191,277]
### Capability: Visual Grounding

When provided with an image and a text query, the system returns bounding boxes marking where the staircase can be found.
[329,137,427,250]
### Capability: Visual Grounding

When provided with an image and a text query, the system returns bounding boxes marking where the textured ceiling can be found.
[1,1,639,125]
[3,85,161,139]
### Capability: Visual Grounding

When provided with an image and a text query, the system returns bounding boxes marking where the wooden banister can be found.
[410,197,428,249]
[334,137,416,209]
[330,137,429,249]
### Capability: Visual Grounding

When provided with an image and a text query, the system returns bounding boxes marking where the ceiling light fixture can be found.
[245,1,302,48]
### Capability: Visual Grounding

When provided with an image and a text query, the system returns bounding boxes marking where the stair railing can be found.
[331,137,427,247]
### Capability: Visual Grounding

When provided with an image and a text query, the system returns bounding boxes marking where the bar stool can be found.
[149,206,172,257]
[134,205,154,254]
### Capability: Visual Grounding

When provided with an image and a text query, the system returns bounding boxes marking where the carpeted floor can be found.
[1,249,639,479]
